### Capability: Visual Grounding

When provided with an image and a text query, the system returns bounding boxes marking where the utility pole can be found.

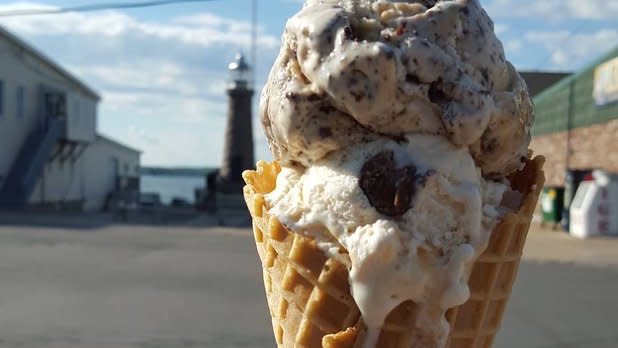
[251,0,257,87]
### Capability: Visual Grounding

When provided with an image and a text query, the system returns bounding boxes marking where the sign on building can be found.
[593,56,618,106]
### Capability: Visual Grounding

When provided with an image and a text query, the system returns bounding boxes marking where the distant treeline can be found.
[140,166,218,177]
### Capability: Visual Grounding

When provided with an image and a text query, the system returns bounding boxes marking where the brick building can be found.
[530,46,618,187]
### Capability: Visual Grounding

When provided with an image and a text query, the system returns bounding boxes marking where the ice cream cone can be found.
[242,156,545,348]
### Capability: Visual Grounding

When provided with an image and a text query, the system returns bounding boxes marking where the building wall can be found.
[29,136,140,211]
[531,47,618,187]
[0,31,140,212]
[0,35,98,189]
[82,136,140,212]
[29,153,88,208]
[67,91,97,143]
[530,118,618,186]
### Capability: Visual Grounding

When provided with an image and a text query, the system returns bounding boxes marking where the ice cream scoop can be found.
[260,0,533,178]
[265,134,511,347]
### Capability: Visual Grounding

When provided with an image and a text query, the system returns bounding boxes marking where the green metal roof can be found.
[532,46,618,136]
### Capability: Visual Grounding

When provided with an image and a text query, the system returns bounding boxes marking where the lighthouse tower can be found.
[217,52,255,194]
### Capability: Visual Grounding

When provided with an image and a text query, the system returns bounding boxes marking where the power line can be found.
[530,22,588,70]
[250,0,257,86]
[0,0,218,17]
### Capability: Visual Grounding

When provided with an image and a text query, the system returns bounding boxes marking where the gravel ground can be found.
[0,219,616,348]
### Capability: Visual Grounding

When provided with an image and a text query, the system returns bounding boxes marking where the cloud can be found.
[70,62,200,97]
[525,29,617,69]
[0,2,278,48]
[485,0,618,20]
[0,2,279,166]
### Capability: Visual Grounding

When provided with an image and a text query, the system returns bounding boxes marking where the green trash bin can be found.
[541,186,564,224]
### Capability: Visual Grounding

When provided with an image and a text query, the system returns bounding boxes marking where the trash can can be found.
[562,169,592,231]
[541,186,564,226]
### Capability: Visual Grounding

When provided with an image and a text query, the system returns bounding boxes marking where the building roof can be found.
[96,134,142,155]
[520,71,571,97]
[228,52,250,71]
[0,25,100,100]
[532,46,618,136]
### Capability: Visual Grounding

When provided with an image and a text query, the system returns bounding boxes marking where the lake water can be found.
[141,174,205,205]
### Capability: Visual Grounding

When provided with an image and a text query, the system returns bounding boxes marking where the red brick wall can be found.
[530,118,618,186]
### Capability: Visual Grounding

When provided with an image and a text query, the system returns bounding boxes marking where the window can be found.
[0,80,4,117]
[73,99,80,127]
[44,91,65,119]
[16,85,24,119]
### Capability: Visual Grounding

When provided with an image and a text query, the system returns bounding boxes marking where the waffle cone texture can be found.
[242,156,545,348]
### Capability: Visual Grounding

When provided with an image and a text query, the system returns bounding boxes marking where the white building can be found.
[0,26,140,212]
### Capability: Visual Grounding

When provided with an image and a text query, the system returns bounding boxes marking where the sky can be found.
[0,0,616,167]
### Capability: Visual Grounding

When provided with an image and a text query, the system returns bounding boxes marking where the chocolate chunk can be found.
[285,92,300,102]
[483,138,498,153]
[344,26,359,41]
[406,73,421,84]
[319,127,332,138]
[307,93,321,102]
[476,20,485,37]
[420,0,437,7]
[289,160,302,168]
[359,151,417,217]
[428,79,449,105]
[391,134,407,143]
[480,67,489,83]
[455,69,464,81]
[318,104,336,113]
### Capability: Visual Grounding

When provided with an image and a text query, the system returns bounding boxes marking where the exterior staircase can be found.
[0,118,65,208]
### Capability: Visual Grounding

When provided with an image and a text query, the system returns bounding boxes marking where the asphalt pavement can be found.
[0,220,616,348]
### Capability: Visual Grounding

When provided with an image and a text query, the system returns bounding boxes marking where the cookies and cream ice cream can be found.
[258,0,533,346]
[261,0,532,178]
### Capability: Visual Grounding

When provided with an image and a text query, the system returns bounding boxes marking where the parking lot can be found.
[0,220,616,348]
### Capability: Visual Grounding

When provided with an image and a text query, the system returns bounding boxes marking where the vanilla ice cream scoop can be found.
[261,0,533,178]
[266,134,511,347]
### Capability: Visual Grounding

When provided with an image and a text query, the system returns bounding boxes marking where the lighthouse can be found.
[217,52,255,194]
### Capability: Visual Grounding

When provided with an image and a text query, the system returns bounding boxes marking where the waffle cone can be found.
[242,156,545,348]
